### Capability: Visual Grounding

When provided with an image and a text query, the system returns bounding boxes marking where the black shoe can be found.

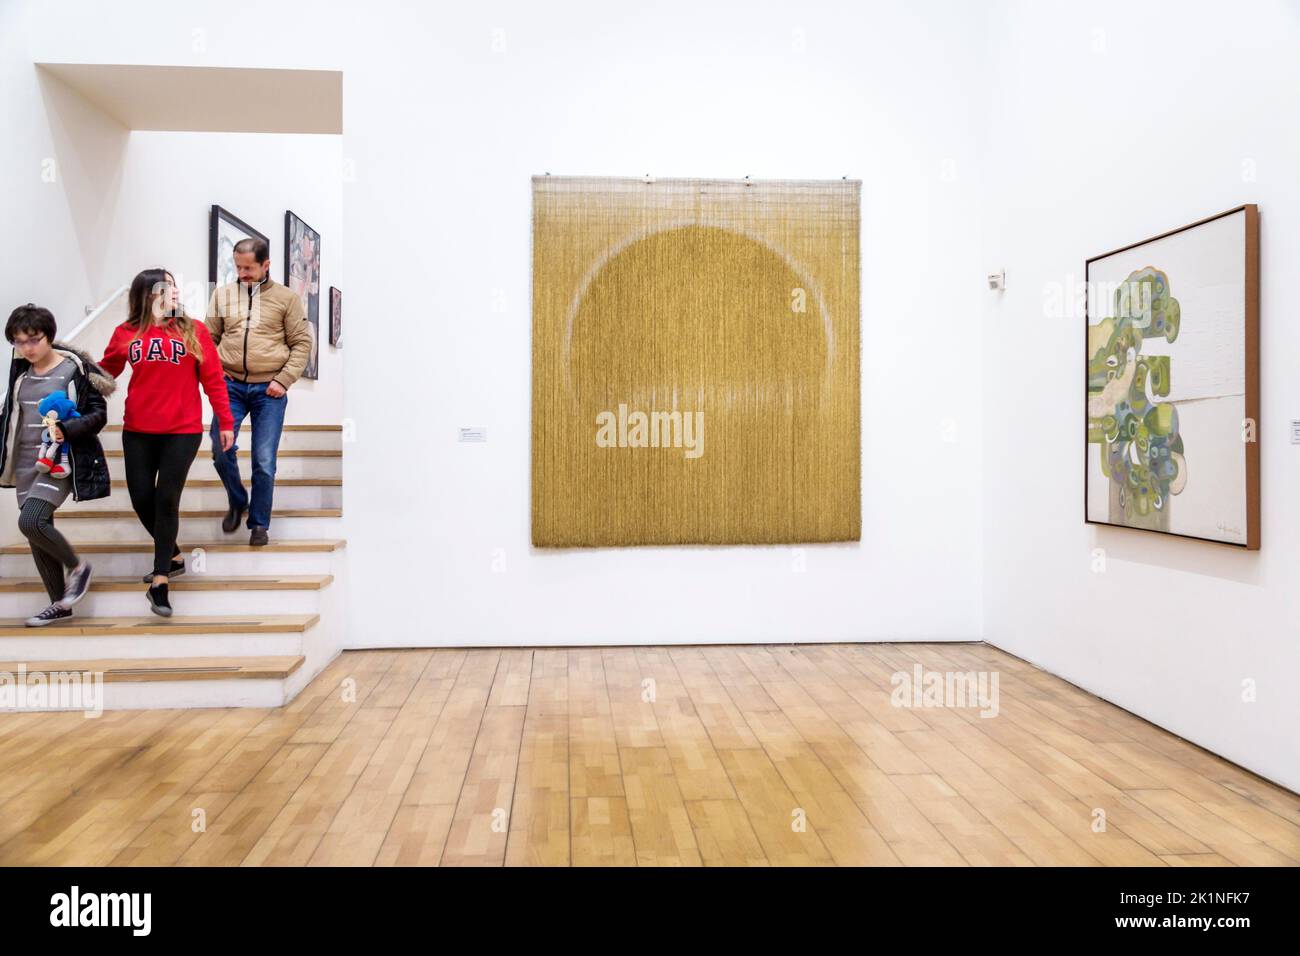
[222,505,248,534]
[249,527,269,547]
[26,603,73,627]
[60,560,93,608]
[142,558,185,583]
[147,582,173,618]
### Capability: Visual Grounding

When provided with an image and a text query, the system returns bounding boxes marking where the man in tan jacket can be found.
[205,237,313,546]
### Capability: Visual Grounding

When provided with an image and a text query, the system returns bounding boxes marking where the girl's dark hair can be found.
[5,303,57,344]
[127,268,202,361]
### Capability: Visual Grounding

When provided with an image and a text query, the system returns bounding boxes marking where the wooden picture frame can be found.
[1085,204,1259,549]
[208,204,268,287]
[328,286,342,347]
[284,210,321,380]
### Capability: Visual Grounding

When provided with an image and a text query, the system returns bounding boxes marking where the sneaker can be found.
[59,560,93,608]
[25,603,73,627]
[249,527,269,547]
[142,558,185,583]
[146,582,173,618]
[222,505,248,534]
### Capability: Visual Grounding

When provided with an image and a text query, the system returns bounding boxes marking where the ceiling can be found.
[37,62,343,133]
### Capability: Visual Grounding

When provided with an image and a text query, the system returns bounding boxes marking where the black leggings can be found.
[18,498,80,603]
[122,431,201,577]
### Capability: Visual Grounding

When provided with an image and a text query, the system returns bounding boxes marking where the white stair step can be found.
[87,479,343,511]
[48,515,338,540]
[0,655,305,710]
[107,486,341,510]
[0,614,318,662]
[104,448,340,459]
[0,574,332,617]
[105,455,339,480]
[59,508,340,520]
[100,424,343,452]
[0,539,345,577]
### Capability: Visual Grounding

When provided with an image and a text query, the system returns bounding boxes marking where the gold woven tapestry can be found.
[531,176,860,547]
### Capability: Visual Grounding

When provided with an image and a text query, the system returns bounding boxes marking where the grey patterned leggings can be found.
[18,498,79,603]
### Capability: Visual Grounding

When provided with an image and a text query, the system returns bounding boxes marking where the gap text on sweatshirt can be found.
[99,321,235,434]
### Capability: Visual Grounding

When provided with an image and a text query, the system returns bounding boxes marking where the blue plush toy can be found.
[36,390,80,478]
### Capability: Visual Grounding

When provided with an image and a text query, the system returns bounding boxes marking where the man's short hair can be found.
[5,303,57,344]
[233,237,271,264]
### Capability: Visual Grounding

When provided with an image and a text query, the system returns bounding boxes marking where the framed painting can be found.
[209,205,268,288]
[1085,204,1259,548]
[531,176,861,548]
[329,286,342,347]
[284,210,321,380]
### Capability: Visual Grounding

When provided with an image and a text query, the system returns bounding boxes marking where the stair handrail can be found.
[60,284,130,344]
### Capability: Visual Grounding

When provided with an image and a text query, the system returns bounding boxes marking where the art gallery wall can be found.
[106,132,344,424]
[0,9,344,426]
[980,0,1300,791]
[8,0,991,646]
[0,3,126,387]
[342,0,990,646]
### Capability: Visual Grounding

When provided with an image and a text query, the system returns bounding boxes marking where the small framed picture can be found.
[329,286,342,347]
[285,210,321,380]
[209,205,268,288]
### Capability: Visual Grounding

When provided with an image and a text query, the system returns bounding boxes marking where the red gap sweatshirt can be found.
[100,321,235,434]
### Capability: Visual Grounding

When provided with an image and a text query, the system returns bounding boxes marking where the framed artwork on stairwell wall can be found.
[285,210,321,380]
[209,204,268,288]
[1085,204,1260,549]
[329,286,342,347]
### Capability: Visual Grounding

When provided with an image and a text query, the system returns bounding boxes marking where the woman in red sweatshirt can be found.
[100,269,235,616]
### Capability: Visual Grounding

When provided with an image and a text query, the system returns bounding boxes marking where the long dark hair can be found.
[126,268,202,361]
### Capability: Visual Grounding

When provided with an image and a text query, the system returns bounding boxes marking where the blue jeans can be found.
[210,378,287,530]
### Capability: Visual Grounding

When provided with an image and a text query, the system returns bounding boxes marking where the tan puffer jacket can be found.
[205,277,314,388]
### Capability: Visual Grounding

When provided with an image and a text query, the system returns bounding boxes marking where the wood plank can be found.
[0,614,318,636]
[1,655,303,682]
[111,479,342,487]
[106,448,339,458]
[0,575,333,593]
[0,538,345,554]
[60,508,342,519]
[104,424,342,432]
[502,650,570,867]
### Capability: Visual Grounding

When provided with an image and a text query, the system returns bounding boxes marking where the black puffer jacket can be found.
[0,342,115,501]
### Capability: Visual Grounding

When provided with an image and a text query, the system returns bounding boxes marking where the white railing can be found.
[61,284,129,343]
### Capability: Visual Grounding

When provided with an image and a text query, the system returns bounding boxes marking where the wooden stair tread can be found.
[61,508,342,519]
[106,448,339,458]
[104,424,341,432]
[0,539,346,554]
[0,574,333,592]
[111,478,342,487]
[2,655,304,681]
[0,613,319,635]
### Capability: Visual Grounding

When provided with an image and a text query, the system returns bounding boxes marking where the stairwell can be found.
[0,291,347,709]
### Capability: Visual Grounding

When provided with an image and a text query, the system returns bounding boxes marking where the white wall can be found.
[981,0,1300,791]
[0,1,128,380]
[3,0,989,649]
[340,0,988,646]
[0,36,342,423]
[107,131,343,424]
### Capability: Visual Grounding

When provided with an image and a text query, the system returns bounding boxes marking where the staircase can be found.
[0,423,346,709]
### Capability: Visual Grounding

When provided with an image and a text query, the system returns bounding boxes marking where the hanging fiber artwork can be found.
[531,176,861,547]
